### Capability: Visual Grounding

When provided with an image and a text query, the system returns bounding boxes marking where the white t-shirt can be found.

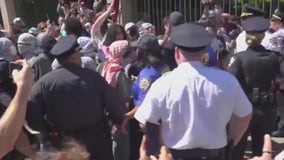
[263,28,284,52]
[134,62,252,150]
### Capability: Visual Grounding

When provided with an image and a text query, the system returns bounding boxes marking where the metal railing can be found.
[135,0,284,34]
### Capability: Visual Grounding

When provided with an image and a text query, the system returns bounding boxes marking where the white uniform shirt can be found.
[262,28,284,52]
[235,31,271,53]
[134,62,252,150]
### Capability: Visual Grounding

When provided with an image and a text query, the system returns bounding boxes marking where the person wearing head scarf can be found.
[27,33,58,81]
[17,33,41,60]
[98,40,131,91]
[97,40,131,160]
[102,24,127,61]
[81,56,97,71]
[0,38,17,62]
[77,36,102,62]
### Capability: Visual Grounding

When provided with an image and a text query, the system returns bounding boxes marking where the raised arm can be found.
[91,1,114,36]
[0,60,34,158]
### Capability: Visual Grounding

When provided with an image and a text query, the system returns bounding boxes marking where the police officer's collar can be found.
[247,45,266,52]
[180,61,203,68]
[56,62,82,69]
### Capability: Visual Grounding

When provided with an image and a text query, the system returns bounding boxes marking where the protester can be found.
[140,23,156,36]
[77,36,97,59]
[27,33,57,81]
[64,17,84,38]
[91,1,114,50]
[160,11,184,70]
[125,22,139,42]
[102,24,127,60]
[80,56,97,71]
[97,40,131,160]
[0,37,18,62]
[57,0,69,19]
[17,33,40,60]
[10,17,27,38]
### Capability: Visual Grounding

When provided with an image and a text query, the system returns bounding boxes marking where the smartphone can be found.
[9,63,22,78]
[146,122,161,157]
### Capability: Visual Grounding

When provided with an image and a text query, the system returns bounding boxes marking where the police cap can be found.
[271,9,284,23]
[170,23,211,48]
[242,16,269,32]
[241,5,265,19]
[50,35,80,57]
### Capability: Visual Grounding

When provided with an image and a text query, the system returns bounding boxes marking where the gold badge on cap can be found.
[202,53,209,65]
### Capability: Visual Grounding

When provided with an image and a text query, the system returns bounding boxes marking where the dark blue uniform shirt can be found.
[132,64,169,106]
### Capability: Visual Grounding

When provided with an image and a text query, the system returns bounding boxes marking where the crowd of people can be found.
[0,0,283,159]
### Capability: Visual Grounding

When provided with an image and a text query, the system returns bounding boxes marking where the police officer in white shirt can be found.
[235,5,269,53]
[263,9,284,53]
[134,23,253,160]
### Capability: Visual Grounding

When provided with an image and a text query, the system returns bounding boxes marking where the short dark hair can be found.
[64,18,83,37]
[177,45,206,52]
[137,48,164,68]
[217,47,230,59]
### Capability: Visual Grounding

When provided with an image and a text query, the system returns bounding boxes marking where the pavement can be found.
[272,137,284,159]
[244,136,284,159]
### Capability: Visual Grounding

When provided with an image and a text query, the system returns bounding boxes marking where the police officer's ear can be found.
[174,47,179,58]
[174,47,181,59]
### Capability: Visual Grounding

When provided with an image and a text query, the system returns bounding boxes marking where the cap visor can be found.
[270,17,282,22]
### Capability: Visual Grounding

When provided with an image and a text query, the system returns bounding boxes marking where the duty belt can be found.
[249,88,276,109]
[169,148,224,160]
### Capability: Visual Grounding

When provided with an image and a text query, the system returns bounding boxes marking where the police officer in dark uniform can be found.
[229,16,279,160]
[26,35,125,160]
[235,5,265,53]
[273,60,284,137]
